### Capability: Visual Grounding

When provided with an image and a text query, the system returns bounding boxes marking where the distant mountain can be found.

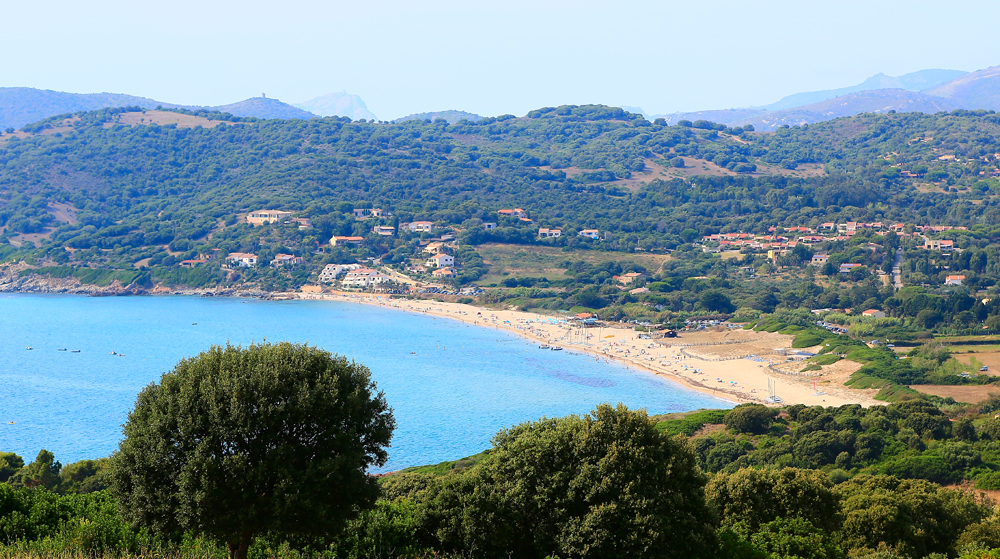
[924,65,1000,111]
[212,97,317,120]
[657,108,769,127]
[761,69,967,111]
[294,91,377,121]
[738,89,955,130]
[649,68,984,131]
[394,110,483,124]
[0,88,184,130]
[0,88,318,130]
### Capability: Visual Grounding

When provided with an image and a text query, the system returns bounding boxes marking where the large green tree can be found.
[436,404,717,559]
[107,342,395,559]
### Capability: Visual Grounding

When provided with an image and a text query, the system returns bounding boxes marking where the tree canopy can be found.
[107,342,395,559]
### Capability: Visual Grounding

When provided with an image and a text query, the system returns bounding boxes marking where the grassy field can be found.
[476,243,672,285]
[908,384,1000,403]
[933,335,1000,345]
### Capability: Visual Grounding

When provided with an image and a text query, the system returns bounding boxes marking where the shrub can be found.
[724,404,778,435]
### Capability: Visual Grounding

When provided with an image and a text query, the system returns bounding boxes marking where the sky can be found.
[3,0,1000,120]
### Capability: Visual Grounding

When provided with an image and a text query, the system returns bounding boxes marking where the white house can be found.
[408,221,434,233]
[862,309,886,319]
[225,252,258,267]
[579,229,599,239]
[426,253,455,268]
[319,263,361,283]
[946,274,966,286]
[372,225,395,236]
[342,268,390,288]
[538,228,562,238]
[482,222,497,230]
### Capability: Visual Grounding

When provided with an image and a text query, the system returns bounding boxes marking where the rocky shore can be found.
[0,263,288,299]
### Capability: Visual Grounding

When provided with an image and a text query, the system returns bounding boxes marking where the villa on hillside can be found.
[839,263,863,274]
[924,239,954,252]
[270,254,304,267]
[538,228,562,238]
[432,267,457,279]
[862,309,886,319]
[372,225,395,236]
[330,236,365,247]
[246,210,294,226]
[579,229,599,239]
[426,253,455,268]
[407,221,434,233]
[615,272,645,286]
[946,275,966,286]
[812,254,829,265]
[498,208,527,219]
[353,208,391,220]
[482,222,497,230]
[225,252,257,267]
[180,259,207,268]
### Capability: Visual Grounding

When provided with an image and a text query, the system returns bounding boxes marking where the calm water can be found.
[0,294,731,471]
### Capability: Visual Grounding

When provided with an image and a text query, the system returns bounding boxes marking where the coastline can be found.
[2,264,879,408]
[299,291,881,408]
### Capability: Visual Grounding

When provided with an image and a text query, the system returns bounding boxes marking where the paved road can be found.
[892,247,903,290]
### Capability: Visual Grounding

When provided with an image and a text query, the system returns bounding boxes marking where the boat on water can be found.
[110,351,117,355]
[539,345,551,349]
[25,346,32,350]
[70,350,81,353]
[58,348,67,351]
[552,347,563,351]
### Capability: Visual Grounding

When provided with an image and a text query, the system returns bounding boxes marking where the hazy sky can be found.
[4,0,1000,120]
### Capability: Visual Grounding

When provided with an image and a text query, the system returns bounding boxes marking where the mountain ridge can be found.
[0,88,318,130]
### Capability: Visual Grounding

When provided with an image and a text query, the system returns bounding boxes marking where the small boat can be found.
[70,350,81,353]
[539,345,551,349]
[552,347,563,351]
[25,346,32,350]
[110,351,117,355]
[192,323,198,325]
[58,348,67,351]
[6,422,14,425]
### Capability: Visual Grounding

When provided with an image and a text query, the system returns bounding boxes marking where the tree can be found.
[701,290,736,313]
[107,342,396,559]
[723,404,776,434]
[0,452,24,482]
[9,450,61,491]
[835,474,989,557]
[706,467,840,533]
[438,404,717,559]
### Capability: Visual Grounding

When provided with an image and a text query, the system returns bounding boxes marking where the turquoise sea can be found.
[0,294,732,471]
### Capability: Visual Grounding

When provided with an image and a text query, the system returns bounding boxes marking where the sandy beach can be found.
[297,291,882,408]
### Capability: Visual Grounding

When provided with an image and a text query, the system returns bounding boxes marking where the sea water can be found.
[0,294,732,471]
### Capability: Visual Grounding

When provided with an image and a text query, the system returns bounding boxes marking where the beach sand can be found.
[297,292,881,408]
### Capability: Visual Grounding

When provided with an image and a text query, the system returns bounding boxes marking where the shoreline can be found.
[299,292,881,408]
[2,268,880,408]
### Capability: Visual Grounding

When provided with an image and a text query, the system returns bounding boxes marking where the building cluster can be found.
[701,221,968,257]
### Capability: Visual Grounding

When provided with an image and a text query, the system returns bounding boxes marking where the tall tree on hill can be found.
[107,342,395,559]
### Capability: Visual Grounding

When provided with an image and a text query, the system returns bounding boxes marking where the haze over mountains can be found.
[3,63,1000,132]
[645,65,1000,130]
[293,91,377,121]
